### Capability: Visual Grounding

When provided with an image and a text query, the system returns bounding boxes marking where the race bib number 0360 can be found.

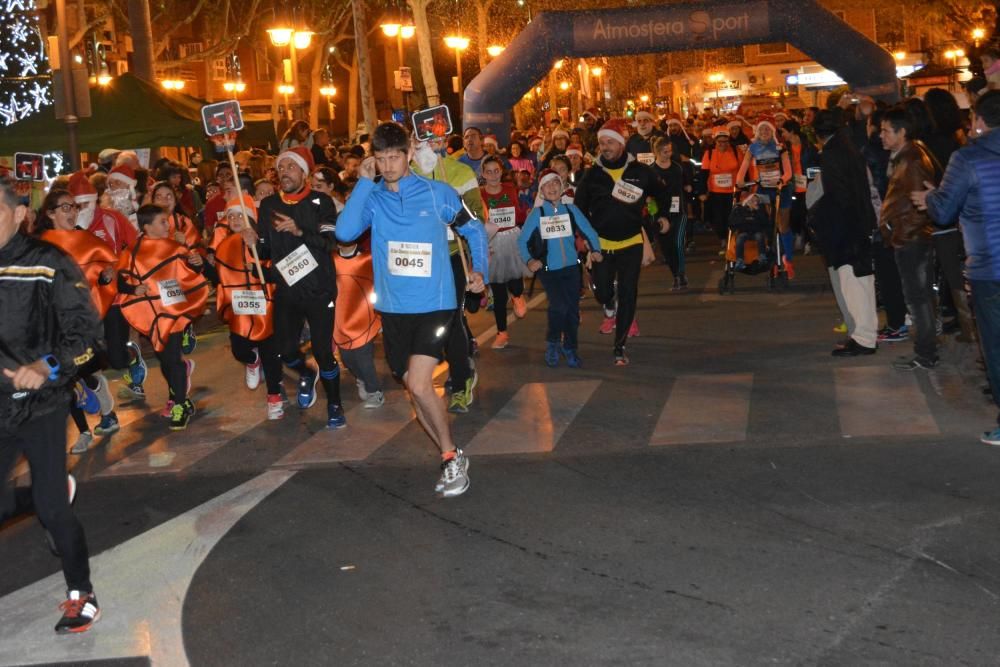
[540,214,572,240]
[158,278,187,307]
[231,289,267,316]
[388,241,432,277]
[276,244,317,286]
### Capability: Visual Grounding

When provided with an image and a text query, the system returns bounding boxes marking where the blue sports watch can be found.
[42,355,60,381]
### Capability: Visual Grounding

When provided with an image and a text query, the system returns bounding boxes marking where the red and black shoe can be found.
[54,590,100,634]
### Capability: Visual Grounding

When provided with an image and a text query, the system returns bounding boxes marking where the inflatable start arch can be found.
[463,0,900,143]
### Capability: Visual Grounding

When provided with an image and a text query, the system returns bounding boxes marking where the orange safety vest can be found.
[213,231,274,342]
[209,220,233,253]
[704,148,741,193]
[790,143,807,193]
[42,229,118,318]
[117,237,209,351]
[333,251,380,351]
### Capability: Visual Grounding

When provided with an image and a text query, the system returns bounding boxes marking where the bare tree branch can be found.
[152,0,214,58]
[153,0,263,67]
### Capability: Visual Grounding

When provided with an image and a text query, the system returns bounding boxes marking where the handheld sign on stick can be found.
[201,100,266,287]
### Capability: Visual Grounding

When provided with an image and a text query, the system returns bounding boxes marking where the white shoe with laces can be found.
[435,450,470,497]
[363,390,385,409]
[245,350,261,390]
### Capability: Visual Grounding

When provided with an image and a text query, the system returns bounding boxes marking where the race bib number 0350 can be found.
[540,214,572,240]
[388,241,432,277]
[489,206,516,230]
[231,289,267,315]
[612,179,643,204]
[158,278,187,307]
[276,244,317,286]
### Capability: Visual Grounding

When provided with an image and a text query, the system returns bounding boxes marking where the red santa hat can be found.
[108,164,137,188]
[68,171,98,201]
[713,126,732,138]
[225,194,258,221]
[597,118,629,145]
[277,146,315,175]
[551,128,570,141]
[565,144,584,157]
[665,114,691,142]
[755,118,777,139]
[582,107,600,120]
[483,134,499,147]
[537,168,563,189]
[634,109,655,122]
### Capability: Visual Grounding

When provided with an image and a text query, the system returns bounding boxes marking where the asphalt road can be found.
[1,236,998,667]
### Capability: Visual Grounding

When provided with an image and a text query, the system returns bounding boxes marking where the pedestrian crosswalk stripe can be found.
[463,380,601,456]
[650,373,753,446]
[834,366,939,438]
[272,391,415,466]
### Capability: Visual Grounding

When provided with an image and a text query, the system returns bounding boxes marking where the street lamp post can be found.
[381,13,415,114]
[268,20,312,121]
[444,35,470,116]
[590,66,604,110]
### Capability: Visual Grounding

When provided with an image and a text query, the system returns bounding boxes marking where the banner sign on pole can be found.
[14,152,46,181]
[201,100,244,136]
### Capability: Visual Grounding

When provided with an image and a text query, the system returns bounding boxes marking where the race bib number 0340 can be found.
[540,214,572,240]
[276,244,317,286]
[158,278,187,307]
[489,206,516,230]
[388,241,432,277]
[231,289,267,315]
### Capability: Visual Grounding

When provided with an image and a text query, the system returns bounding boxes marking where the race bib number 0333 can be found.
[158,278,187,307]
[540,214,572,240]
[276,244,317,286]
[388,241,432,277]
[231,289,267,315]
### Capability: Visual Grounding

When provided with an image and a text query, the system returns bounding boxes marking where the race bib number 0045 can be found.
[158,278,187,307]
[540,214,572,240]
[489,206,516,230]
[388,241,432,277]
[231,289,267,316]
[612,179,644,204]
[276,244,317,286]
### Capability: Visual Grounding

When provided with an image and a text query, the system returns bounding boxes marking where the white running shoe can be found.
[363,390,385,409]
[267,395,285,420]
[245,350,261,390]
[435,450,470,497]
[356,378,368,401]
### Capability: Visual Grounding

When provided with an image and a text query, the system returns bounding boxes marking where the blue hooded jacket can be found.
[336,174,488,313]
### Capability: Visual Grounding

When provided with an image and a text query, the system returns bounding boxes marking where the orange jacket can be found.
[333,251,380,350]
[702,148,741,194]
[41,229,118,318]
[117,237,208,351]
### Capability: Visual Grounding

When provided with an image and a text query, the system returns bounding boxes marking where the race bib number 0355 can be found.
[158,278,187,307]
[276,244,317,286]
[231,289,267,315]
[388,241,432,277]
[540,214,572,240]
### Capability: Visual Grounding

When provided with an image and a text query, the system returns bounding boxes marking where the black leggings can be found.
[0,404,92,592]
[274,294,342,406]
[154,332,188,402]
[490,278,524,332]
[592,243,643,350]
[657,216,687,278]
[104,306,131,370]
[707,193,735,241]
[230,333,283,395]
[445,253,473,388]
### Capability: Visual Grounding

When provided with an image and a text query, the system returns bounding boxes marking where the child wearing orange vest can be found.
[334,238,384,408]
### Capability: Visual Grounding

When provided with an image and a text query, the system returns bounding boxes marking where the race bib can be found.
[670,196,680,213]
[540,214,572,240]
[388,241,432,277]
[637,153,655,166]
[612,179,644,204]
[489,206,516,230]
[795,174,808,189]
[276,244,317,286]
[231,289,267,316]
[712,173,733,188]
[158,279,187,307]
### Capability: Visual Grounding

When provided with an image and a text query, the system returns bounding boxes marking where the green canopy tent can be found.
[0,73,277,155]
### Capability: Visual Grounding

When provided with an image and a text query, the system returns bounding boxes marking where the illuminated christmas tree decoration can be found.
[0,0,51,127]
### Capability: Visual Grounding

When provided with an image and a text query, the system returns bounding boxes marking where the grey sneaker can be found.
[892,355,939,371]
[71,431,93,455]
[363,390,385,409]
[435,450,470,497]
[355,378,368,402]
